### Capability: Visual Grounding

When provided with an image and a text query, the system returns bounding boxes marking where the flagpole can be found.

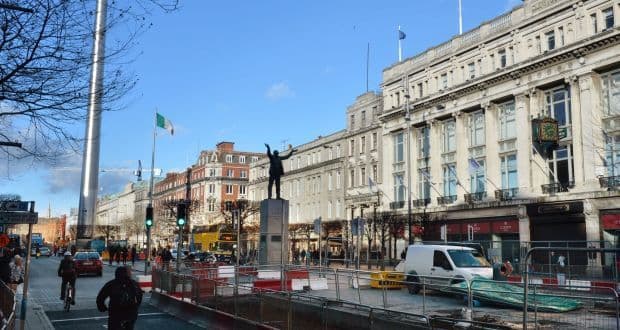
[398,25,402,62]
[458,0,463,35]
[366,42,370,92]
[146,110,157,274]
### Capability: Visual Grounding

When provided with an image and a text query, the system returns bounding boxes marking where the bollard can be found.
[356,272,362,304]
[422,277,426,314]
[335,270,340,301]
[382,283,387,308]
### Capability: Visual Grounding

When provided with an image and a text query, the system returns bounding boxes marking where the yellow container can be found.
[370,271,405,289]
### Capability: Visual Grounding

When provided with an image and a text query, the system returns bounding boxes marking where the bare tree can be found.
[0,0,179,162]
[95,224,119,244]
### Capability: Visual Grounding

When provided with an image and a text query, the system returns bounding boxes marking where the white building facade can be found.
[380,0,620,267]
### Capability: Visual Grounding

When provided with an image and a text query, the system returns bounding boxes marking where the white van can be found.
[403,244,492,294]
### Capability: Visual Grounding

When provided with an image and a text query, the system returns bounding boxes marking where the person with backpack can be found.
[58,251,77,304]
[97,266,143,330]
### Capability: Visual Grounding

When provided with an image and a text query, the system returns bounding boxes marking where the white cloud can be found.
[45,154,133,195]
[265,82,295,101]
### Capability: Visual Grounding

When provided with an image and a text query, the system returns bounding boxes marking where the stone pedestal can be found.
[259,199,289,265]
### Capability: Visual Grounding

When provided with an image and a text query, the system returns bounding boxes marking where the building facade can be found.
[95,181,149,246]
[248,92,384,253]
[153,141,264,246]
[380,0,620,265]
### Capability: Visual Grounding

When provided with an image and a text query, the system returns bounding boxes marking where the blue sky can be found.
[1,0,521,217]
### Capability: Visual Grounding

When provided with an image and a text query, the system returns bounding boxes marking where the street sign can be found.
[558,127,567,139]
[0,201,29,212]
[314,217,322,234]
[0,234,9,248]
[0,211,38,224]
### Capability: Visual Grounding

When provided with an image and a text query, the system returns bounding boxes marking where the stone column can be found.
[485,102,501,193]
[429,119,442,205]
[515,93,532,191]
[454,112,469,199]
[577,73,605,190]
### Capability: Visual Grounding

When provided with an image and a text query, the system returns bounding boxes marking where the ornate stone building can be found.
[380,0,620,265]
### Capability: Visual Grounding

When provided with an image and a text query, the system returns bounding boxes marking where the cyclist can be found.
[58,251,76,305]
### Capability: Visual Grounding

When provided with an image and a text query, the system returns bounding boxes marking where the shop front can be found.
[527,201,587,271]
[600,210,620,279]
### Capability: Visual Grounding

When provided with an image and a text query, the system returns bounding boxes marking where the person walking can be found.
[108,245,114,266]
[97,266,143,330]
[161,246,172,271]
[131,245,137,267]
[121,246,129,265]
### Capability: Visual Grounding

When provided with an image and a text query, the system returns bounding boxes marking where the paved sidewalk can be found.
[14,298,54,330]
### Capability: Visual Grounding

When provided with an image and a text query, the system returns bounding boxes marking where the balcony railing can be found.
[495,188,519,201]
[464,191,487,204]
[541,181,574,194]
[437,195,457,205]
[389,201,405,210]
[599,176,620,189]
[412,198,431,207]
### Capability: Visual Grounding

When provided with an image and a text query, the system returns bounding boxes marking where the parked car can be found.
[74,251,103,276]
[403,244,492,294]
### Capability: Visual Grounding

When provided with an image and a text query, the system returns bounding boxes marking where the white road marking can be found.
[50,312,166,323]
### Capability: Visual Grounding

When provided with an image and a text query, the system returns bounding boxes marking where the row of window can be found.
[348,165,379,188]
[387,5,617,108]
[199,154,260,165]
[291,200,343,221]
[288,145,341,172]
[349,132,379,156]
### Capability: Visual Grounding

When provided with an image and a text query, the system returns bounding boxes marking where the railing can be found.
[154,260,620,330]
[412,198,431,207]
[464,191,486,203]
[437,195,457,205]
[389,201,405,209]
[495,188,518,201]
[0,281,16,330]
[599,175,620,189]
[541,181,574,194]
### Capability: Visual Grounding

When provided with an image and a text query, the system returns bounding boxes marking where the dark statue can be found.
[265,143,297,199]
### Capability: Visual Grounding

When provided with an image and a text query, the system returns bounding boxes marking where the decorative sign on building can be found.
[532,117,559,157]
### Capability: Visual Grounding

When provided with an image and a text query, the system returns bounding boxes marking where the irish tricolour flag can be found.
[156,112,174,135]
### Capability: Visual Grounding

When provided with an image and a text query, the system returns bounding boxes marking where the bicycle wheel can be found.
[64,286,71,312]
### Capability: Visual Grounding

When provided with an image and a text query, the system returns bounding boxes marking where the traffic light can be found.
[145,206,153,229]
[176,202,186,227]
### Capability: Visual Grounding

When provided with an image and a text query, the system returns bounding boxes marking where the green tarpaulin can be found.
[443,279,582,313]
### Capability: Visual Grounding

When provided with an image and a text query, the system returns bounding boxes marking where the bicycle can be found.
[64,282,73,312]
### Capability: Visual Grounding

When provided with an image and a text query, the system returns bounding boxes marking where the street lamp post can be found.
[404,77,413,245]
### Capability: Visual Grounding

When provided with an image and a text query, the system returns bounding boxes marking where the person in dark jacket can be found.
[97,266,143,330]
[0,247,12,285]
[121,246,129,265]
[131,245,137,267]
[58,251,76,304]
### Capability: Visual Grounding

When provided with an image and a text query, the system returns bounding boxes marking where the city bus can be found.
[193,224,236,257]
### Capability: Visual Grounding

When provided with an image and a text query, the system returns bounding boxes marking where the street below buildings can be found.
[22,256,202,329]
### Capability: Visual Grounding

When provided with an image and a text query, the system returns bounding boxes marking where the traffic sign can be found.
[0,234,9,248]
[0,211,38,224]
[0,201,29,212]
